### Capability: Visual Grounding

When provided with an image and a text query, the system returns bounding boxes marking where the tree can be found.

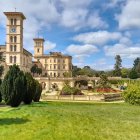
[30,64,38,76]
[0,65,4,77]
[1,65,26,107]
[129,69,138,79]
[23,73,36,104]
[33,80,42,102]
[121,68,129,78]
[98,74,110,88]
[114,55,122,76]
[0,79,2,103]
[36,68,42,75]
[133,57,140,70]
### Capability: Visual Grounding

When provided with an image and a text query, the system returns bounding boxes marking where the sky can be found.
[0,0,140,70]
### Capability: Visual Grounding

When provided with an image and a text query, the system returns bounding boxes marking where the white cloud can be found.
[73,31,122,46]
[45,41,56,51]
[104,43,140,58]
[66,44,99,55]
[117,0,140,30]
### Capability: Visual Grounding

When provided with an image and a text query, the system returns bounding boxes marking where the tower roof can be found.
[4,12,26,19]
[33,38,45,42]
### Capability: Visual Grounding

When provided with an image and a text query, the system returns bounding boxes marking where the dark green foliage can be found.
[0,79,2,102]
[122,81,140,105]
[0,65,4,77]
[114,55,122,76]
[129,69,138,79]
[33,80,42,102]
[36,68,42,75]
[30,64,38,76]
[1,65,26,107]
[23,73,36,104]
[61,85,83,95]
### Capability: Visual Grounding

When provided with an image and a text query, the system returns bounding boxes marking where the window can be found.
[50,73,52,77]
[54,59,56,63]
[14,19,17,25]
[14,56,16,63]
[14,36,17,43]
[58,59,60,63]
[37,48,40,53]
[10,36,13,43]
[63,59,65,63]
[10,45,13,51]
[10,56,12,63]
[11,19,14,25]
[63,65,65,69]
[50,59,51,63]
[54,73,56,77]
[50,65,52,70]
[58,73,60,77]
[14,45,17,52]
[54,65,56,69]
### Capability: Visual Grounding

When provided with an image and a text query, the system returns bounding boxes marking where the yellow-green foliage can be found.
[122,81,140,105]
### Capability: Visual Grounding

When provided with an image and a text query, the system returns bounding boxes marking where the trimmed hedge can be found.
[61,85,83,95]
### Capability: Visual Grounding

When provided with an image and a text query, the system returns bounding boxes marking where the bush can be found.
[1,65,26,107]
[23,73,36,104]
[33,80,42,102]
[122,81,140,105]
[0,79,2,102]
[61,85,83,95]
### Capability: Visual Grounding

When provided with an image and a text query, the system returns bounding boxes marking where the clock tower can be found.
[4,12,26,66]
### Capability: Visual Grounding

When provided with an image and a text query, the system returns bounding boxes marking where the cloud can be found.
[66,44,99,56]
[117,0,140,30]
[104,43,140,58]
[73,31,122,46]
[45,40,56,51]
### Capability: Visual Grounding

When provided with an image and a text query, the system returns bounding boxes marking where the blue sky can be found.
[1,0,140,70]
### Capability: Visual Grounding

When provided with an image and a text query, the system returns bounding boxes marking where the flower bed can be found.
[95,88,121,93]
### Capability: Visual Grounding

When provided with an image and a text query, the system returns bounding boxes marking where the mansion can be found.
[0,12,72,77]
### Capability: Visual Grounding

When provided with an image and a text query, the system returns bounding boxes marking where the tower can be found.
[4,12,26,66]
[34,38,44,56]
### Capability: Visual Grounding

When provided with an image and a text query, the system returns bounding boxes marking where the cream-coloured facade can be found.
[0,11,72,78]
[1,12,32,72]
[34,39,72,77]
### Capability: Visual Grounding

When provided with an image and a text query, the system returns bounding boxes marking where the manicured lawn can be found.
[0,101,140,140]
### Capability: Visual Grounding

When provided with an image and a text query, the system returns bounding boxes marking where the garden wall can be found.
[41,93,123,102]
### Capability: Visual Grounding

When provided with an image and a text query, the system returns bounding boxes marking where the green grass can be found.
[0,102,140,140]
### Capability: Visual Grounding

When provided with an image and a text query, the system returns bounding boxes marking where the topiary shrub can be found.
[23,73,36,104]
[33,80,42,102]
[61,85,83,95]
[1,65,26,107]
[122,81,140,105]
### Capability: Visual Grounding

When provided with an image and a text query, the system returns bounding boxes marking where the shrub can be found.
[1,65,26,107]
[61,85,83,95]
[23,73,36,104]
[0,79,2,102]
[33,80,42,102]
[122,81,140,105]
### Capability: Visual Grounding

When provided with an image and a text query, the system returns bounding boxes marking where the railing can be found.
[41,93,123,102]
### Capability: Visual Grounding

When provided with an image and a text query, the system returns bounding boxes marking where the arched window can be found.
[37,48,40,53]
[14,36,17,43]
[10,56,12,63]
[14,19,17,25]
[10,36,13,43]
[14,45,17,52]
[11,19,13,25]
[50,73,52,77]
[10,45,13,51]
[54,73,56,77]
[14,56,16,63]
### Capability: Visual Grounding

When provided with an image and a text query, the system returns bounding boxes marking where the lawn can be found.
[0,101,140,140]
